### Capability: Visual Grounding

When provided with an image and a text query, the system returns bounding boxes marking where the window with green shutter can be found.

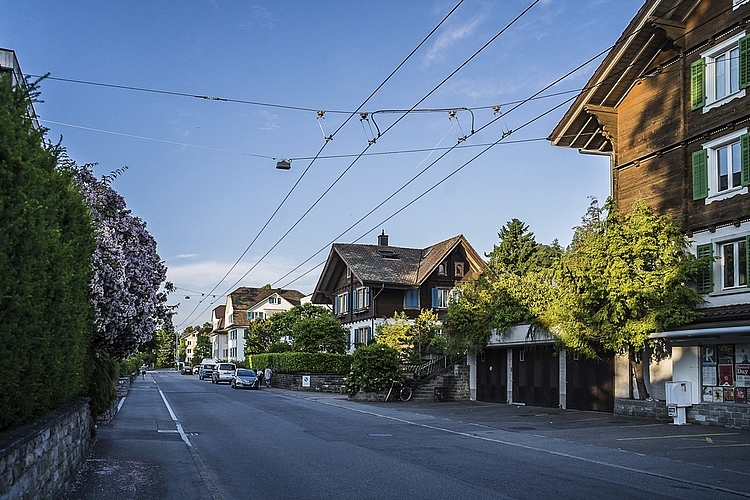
[691,58,706,110]
[740,34,750,89]
[696,243,713,294]
[692,149,708,200]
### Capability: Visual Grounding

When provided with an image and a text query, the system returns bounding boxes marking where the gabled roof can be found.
[225,287,305,327]
[548,0,698,152]
[312,235,487,302]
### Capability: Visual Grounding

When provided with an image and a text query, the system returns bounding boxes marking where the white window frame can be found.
[353,287,370,311]
[701,32,746,112]
[734,0,749,10]
[720,239,747,290]
[454,262,464,278]
[336,293,349,315]
[436,288,450,309]
[703,128,748,204]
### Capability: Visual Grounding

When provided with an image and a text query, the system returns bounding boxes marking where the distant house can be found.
[209,305,226,361]
[549,0,750,426]
[216,287,305,361]
[181,330,199,364]
[312,232,487,353]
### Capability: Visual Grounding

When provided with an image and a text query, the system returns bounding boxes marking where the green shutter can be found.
[692,149,708,200]
[696,243,713,294]
[741,132,750,187]
[746,235,750,289]
[740,34,750,89]
[691,58,706,110]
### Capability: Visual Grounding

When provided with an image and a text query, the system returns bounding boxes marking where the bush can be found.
[88,353,118,417]
[248,352,351,374]
[344,344,402,396]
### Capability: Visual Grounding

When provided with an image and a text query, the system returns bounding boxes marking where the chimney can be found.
[378,230,389,246]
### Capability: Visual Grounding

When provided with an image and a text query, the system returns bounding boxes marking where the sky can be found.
[1,0,644,329]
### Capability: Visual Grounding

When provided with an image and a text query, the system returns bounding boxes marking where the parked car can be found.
[231,368,259,389]
[212,363,237,384]
[193,365,201,375]
[181,365,193,375]
[199,362,217,380]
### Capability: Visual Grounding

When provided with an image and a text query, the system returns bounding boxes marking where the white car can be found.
[211,363,236,384]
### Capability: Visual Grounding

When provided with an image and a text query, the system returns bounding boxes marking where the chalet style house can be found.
[312,232,487,353]
[549,0,750,427]
[209,287,305,361]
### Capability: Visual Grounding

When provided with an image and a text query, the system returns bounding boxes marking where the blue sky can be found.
[2,0,643,328]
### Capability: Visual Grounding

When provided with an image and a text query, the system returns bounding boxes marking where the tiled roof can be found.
[226,287,305,327]
[695,303,750,321]
[324,234,486,288]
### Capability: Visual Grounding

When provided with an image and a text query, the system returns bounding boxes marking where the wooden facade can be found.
[312,234,487,350]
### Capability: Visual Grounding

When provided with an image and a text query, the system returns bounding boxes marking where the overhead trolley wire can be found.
[271,0,715,290]
[178,0,542,327]
[175,0,468,328]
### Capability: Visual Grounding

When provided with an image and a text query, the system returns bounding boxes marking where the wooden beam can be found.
[647,16,686,48]
[584,105,618,151]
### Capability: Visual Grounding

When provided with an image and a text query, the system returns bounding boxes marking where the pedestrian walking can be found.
[256,368,263,388]
[264,366,272,388]
[141,363,147,380]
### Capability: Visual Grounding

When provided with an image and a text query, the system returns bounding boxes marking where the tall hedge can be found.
[0,75,95,431]
[248,352,351,375]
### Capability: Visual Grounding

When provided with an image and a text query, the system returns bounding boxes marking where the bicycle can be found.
[385,379,413,402]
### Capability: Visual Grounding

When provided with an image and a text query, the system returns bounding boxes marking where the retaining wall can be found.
[0,398,93,500]
[614,397,750,430]
[272,373,346,393]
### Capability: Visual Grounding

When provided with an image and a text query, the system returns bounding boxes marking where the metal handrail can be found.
[403,353,464,379]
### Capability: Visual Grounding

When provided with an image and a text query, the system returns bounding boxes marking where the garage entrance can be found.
[566,352,614,412]
[512,346,559,408]
[476,348,507,403]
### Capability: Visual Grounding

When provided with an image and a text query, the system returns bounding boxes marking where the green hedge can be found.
[248,352,351,374]
[0,75,97,431]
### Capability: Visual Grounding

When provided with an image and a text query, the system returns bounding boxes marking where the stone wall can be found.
[614,397,750,430]
[0,398,93,500]
[272,373,346,393]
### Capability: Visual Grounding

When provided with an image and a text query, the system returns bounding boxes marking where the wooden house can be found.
[549,0,750,427]
[312,232,487,352]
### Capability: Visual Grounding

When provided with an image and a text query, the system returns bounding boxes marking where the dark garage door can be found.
[566,352,614,412]
[476,348,507,403]
[512,346,559,408]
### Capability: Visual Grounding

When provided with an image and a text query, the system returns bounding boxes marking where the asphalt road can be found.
[63,370,750,500]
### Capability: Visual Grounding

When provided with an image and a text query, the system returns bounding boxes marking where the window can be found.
[268,297,281,304]
[431,288,451,309]
[227,313,234,325]
[693,130,749,203]
[354,327,372,346]
[722,239,748,289]
[404,289,419,309]
[352,287,370,311]
[334,292,349,315]
[692,32,749,111]
[454,262,464,278]
[438,262,447,275]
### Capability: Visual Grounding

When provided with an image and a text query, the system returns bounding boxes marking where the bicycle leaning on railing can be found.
[384,378,413,402]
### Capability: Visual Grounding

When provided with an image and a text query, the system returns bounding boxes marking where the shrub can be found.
[88,353,118,417]
[344,344,402,396]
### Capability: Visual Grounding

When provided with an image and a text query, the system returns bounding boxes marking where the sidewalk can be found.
[61,374,212,500]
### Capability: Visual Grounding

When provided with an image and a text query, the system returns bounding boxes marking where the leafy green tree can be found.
[0,74,96,430]
[244,318,277,355]
[193,332,212,364]
[178,337,187,363]
[155,324,176,367]
[344,344,402,396]
[541,198,703,399]
[291,315,347,354]
[486,218,562,276]
[376,310,442,361]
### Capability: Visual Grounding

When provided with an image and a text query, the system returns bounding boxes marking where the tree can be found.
[486,218,562,275]
[178,337,187,363]
[541,198,703,399]
[376,310,442,362]
[193,332,212,365]
[70,163,174,360]
[155,324,176,368]
[244,318,276,355]
[291,315,347,354]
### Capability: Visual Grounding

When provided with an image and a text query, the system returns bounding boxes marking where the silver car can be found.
[231,368,260,389]
[211,363,237,384]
